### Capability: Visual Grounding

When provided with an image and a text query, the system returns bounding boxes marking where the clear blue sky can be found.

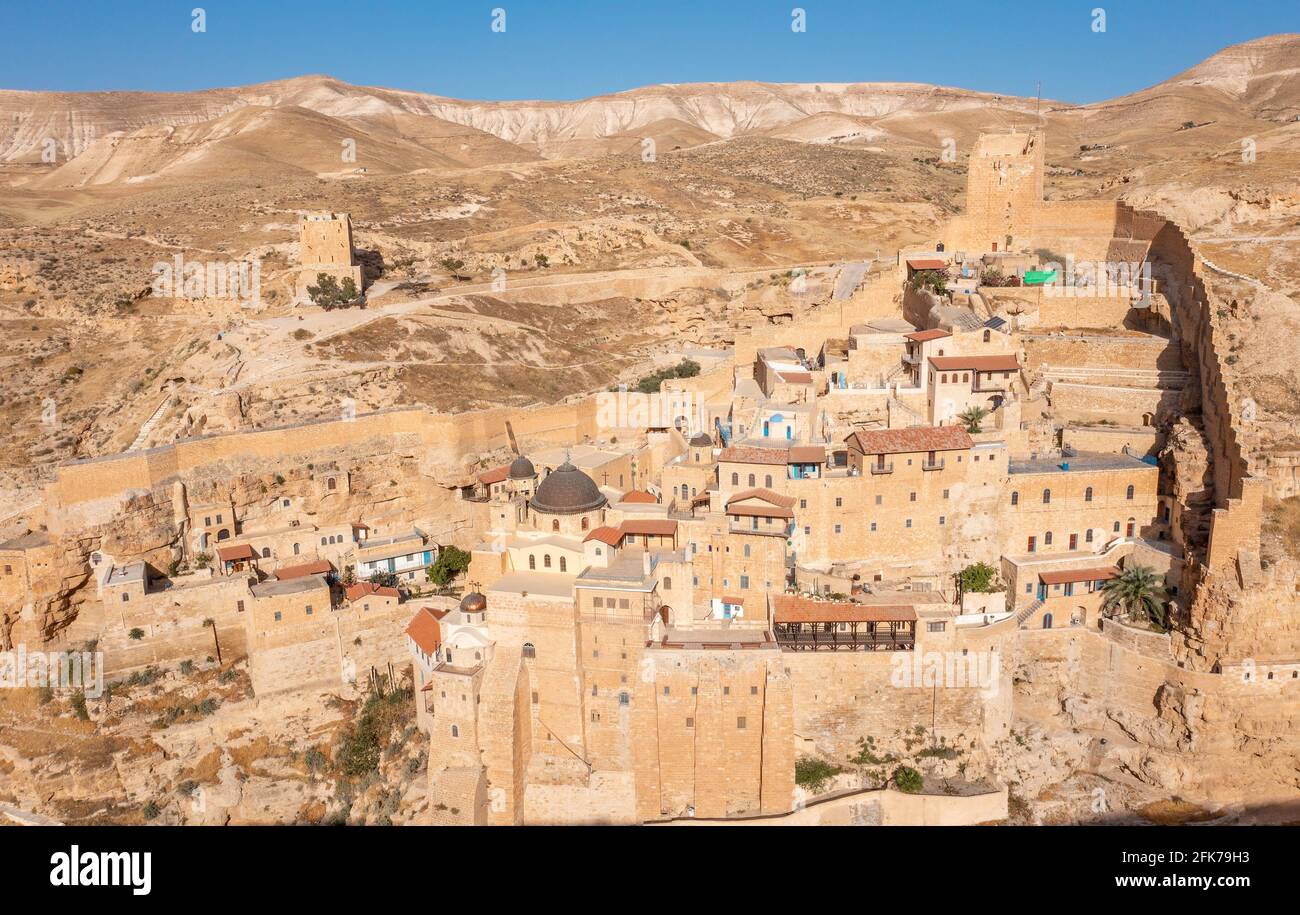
[2,1,1295,102]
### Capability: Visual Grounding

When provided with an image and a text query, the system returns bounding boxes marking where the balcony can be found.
[921,458,945,471]
[774,622,916,652]
[869,462,894,475]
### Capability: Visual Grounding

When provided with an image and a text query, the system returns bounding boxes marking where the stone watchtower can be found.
[962,131,1044,254]
[297,212,364,303]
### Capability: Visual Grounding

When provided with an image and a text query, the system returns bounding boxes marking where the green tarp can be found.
[1023,269,1057,286]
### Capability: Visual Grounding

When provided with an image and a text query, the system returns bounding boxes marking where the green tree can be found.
[958,562,999,594]
[958,406,989,433]
[426,545,471,587]
[1101,565,1168,630]
[128,627,145,641]
[910,269,948,295]
[307,274,360,310]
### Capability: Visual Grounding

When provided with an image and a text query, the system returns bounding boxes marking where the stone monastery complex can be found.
[2,132,1295,825]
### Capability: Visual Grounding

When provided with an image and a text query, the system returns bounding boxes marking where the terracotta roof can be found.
[929,354,1020,372]
[477,464,510,485]
[216,544,257,562]
[405,608,442,654]
[1038,566,1120,586]
[422,606,451,620]
[621,519,678,537]
[584,526,623,547]
[847,425,973,455]
[906,258,948,270]
[345,582,400,602]
[273,559,332,580]
[725,503,794,520]
[719,596,745,606]
[773,595,917,624]
[787,445,825,464]
[727,487,797,509]
[719,446,788,466]
[904,328,952,343]
[621,490,658,504]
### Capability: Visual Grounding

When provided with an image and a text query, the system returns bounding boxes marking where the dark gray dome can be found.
[531,461,607,515]
[508,455,536,480]
[689,432,713,447]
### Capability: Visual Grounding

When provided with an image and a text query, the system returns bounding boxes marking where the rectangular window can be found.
[274,611,282,622]
[686,717,694,728]
[736,717,746,730]
[236,600,245,613]
[927,621,946,632]
[740,575,750,589]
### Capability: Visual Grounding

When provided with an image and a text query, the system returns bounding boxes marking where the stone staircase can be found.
[1015,599,1044,627]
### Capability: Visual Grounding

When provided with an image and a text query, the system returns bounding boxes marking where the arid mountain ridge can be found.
[3,33,1296,178]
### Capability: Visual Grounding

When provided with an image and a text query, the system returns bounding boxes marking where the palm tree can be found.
[203,617,222,666]
[1101,565,1168,631]
[958,406,989,433]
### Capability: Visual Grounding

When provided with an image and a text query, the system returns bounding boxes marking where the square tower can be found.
[297,212,364,303]
[963,131,1044,253]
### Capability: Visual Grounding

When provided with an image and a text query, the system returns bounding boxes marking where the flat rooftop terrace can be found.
[1008,451,1153,475]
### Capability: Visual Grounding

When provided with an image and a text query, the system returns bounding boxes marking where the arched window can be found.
[451,725,459,737]
[320,537,328,546]
[1042,489,1051,505]
[765,475,773,488]
[327,477,337,491]
[1010,491,1019,506]
[581,517,589,531]
[528,555,536,570]
[941,373,948,383]
[1084,486,1093,502]
[963,373,970,383]
[1126,484,1135,500]
[983,329,991,342]
[543,554,551,568]
[1044,532,1053,545]
[217,529,230,541]
[552,519,560,532]
[1085,529,1094,543]
[559,557,567,572]
[731,473,739,485]
[681,484,688,499]
[293,543,300,555]
[522,642,536,659]
[748,474,756,487]
[261,547,271,558]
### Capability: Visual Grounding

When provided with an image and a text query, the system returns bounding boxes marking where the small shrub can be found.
[795,757,843,793]
[893,766,924,794]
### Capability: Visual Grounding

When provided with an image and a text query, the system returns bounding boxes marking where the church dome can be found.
[689,432,713,447]
[530,461,607,515]
[508,455,536,480]
[459,591,487,613]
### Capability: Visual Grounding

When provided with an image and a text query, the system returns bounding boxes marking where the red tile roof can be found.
[584,526,623,547]
[345,582,400,602]
[847,425,973,455]
[904,328,952,343]
[773,595,917,624]
[929,354,1020,372]
[621,519,678,537]
[216,544,257,562]
[725,503,794,520]
[727,487,797,509]
[477,464,510,485]
[273,559,332,580]
[906,258,948,271]
[620,490,658,504]
[787,445,826,464]
[405,607,442,654]
[1038,566,1119,586]
[719,446,789,466]
[719,596,745,606]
